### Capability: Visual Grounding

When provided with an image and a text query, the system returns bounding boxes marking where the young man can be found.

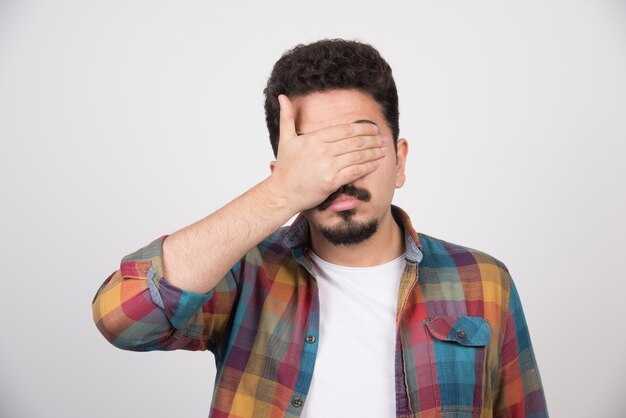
[92,39,548,417]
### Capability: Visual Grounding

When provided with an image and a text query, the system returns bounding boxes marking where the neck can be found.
[308,208,405,267]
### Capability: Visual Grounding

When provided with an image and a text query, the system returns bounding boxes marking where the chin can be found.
[317,213,379,246]
[310,207,378,244]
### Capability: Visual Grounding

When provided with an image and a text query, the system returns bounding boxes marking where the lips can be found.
[317,184,371,211]
[326,194,363,212]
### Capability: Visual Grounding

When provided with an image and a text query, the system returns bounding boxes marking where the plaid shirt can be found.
[92,205,548,417]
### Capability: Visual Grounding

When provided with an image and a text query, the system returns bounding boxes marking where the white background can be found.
[1,1,625,417]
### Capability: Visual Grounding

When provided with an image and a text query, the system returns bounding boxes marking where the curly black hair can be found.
[264,39,399,157]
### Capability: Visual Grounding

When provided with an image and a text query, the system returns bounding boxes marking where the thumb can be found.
[278,94,297,140]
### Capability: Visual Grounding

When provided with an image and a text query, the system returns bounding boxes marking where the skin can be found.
[163,88,409,293]
[272,89,409,266]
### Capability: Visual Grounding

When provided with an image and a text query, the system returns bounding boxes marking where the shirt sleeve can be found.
[91,235,240,352]
[494,278,549,417]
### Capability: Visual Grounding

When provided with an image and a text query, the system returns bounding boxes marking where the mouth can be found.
[325,194,363,212]
[317,184,371,212]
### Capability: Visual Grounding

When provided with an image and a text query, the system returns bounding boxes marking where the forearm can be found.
[92,266,210,351]
[162,176,296,293]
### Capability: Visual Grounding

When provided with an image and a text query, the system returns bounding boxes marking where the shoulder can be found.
[418,232,509,275]
[258,225,292,254]
[416,232,513,305]
[238,225,294,269]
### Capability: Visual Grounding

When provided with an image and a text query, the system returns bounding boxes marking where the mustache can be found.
[317,184,371,211]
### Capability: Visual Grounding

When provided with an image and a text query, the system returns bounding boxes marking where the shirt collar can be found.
[283,204,423,264]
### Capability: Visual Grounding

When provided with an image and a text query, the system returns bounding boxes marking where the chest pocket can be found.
[424,316,491,414]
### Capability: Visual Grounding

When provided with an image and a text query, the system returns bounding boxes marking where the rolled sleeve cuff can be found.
[147,267,213,329]
[122,235,213,330]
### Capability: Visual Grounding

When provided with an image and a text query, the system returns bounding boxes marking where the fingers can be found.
[336,160,382,185]
[278,96,379,147]
[331,134,387,157]
[310,122,379,143]
[333,146,387,172]
[278,95,297,140]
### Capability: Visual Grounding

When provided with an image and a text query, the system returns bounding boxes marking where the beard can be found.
[316,184,378,245]
[318,213,379,245]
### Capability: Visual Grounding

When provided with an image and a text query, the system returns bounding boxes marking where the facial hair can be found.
[316,184,379,246]
[316,184,371,211]
[319,216,378,245]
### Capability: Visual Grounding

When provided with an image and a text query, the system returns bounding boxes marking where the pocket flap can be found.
[424,316,491,346]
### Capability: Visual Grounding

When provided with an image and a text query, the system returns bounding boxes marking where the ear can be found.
[269,160,276,174]
[394,138,409,188]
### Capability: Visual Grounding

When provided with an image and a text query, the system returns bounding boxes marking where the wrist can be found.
[257,176,301,218]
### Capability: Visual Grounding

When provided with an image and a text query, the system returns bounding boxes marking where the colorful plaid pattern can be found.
[92,205,547,417]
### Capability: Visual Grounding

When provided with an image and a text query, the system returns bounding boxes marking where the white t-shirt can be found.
[300,250,406,418]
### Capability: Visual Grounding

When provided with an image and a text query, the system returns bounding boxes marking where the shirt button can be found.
[457,330,467,339]
[305,335,316,344]
[292,398,304,408]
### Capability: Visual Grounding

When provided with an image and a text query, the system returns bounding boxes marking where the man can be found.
[92,39,548,417]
